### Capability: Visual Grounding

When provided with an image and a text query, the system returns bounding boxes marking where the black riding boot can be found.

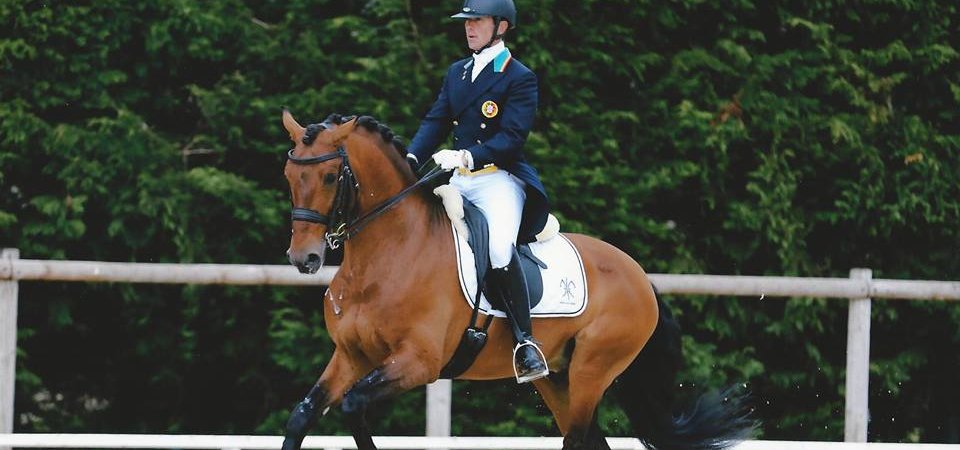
[490,247,549,383]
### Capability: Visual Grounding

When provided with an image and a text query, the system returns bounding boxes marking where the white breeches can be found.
[450,170,526,269]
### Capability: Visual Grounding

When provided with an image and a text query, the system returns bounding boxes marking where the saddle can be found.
[433,184,560,312]
[433,185,586,378]
[460,198,547,311]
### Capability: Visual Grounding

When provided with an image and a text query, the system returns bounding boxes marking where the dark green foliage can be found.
[1,0,958,443]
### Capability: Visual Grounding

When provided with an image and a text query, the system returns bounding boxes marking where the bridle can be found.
[288,145,355,249]
[287,142,444,249]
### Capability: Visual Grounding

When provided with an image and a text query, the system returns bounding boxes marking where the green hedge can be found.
[2,0,958,442]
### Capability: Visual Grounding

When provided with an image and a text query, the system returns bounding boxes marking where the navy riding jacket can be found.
[408,50,549,243]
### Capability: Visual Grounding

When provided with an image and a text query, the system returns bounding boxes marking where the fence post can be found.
[1,249,19,439]
[426,380,451,439]
[844,268,872,442]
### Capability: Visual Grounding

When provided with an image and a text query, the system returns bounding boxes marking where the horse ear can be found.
[328,116,358,144]
[282,109,305,142]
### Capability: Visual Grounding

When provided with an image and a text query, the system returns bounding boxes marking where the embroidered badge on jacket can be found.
[481,100,499,118]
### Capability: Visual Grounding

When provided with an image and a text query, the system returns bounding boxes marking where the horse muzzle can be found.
[287,247,326,274]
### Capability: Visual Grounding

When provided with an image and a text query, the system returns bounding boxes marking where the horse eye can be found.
[323,173,337,185]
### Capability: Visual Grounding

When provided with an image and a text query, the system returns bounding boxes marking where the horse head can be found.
[282,110,358,273]
[282,110,421,274]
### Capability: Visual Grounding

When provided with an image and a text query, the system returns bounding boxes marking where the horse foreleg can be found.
[341,350,440,450]
[281,383,326,450]
[281,352,354,450]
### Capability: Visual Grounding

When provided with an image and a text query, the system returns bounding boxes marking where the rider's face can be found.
[464,17,503,51]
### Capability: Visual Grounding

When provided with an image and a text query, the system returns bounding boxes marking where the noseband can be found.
[288,142,444,249]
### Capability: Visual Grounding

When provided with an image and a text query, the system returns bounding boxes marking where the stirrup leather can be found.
[512,340,549,384]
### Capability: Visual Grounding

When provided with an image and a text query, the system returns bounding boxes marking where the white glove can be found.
[432,149,472,171]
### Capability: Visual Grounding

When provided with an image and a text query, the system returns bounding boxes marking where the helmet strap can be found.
[474,17,504,54]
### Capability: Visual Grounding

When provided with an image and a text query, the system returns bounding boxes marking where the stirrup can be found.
[512,340,549,384]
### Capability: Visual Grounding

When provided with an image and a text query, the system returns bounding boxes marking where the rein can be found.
[288,145,445,248]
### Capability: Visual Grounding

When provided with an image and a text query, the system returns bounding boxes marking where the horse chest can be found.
[323,271,418,363]
[324,299,391,350]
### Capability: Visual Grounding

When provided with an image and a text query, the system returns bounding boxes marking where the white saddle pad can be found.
[452,224,589,318]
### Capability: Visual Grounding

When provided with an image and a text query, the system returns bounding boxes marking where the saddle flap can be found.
[461,197,490,287]
[517,244,545,310]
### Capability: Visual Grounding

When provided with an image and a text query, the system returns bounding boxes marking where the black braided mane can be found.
[301,113,406,158]
[301,122,328,146]
[300,113,445,223]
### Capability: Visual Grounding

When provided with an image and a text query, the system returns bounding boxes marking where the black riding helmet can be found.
[451,0,516,28]
[451,0,517,53]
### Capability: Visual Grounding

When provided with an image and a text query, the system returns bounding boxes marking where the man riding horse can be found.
[406,0,551,383]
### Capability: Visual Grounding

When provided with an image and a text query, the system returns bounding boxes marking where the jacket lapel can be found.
[449,59,473,116]
[451,55,511,117]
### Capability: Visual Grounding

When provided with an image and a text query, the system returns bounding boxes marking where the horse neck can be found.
[342,134,448,263]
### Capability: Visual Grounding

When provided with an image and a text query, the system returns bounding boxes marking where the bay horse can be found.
[279,110,754,450]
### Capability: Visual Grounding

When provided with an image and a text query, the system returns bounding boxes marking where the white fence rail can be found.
[0,434,958,450]
[2,249,960,445]
[5,256,960,300]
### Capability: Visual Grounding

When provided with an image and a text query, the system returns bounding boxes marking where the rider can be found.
[406,0,550,383]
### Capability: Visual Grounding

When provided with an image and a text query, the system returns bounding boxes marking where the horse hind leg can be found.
[573,415,611,450]
[561,372,615,450]
[560,317,652,449]
[558,350,630,449]
[533,374,571,434]
[534,373,610,450]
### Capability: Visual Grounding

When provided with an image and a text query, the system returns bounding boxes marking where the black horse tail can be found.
[611,288,757,450]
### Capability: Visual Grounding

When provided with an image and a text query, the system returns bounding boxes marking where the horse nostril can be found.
[307,253,321,264]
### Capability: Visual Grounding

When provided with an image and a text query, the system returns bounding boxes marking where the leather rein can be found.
[287,145,444,249]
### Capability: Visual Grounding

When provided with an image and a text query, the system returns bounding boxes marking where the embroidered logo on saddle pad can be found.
[452,224,589,318]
